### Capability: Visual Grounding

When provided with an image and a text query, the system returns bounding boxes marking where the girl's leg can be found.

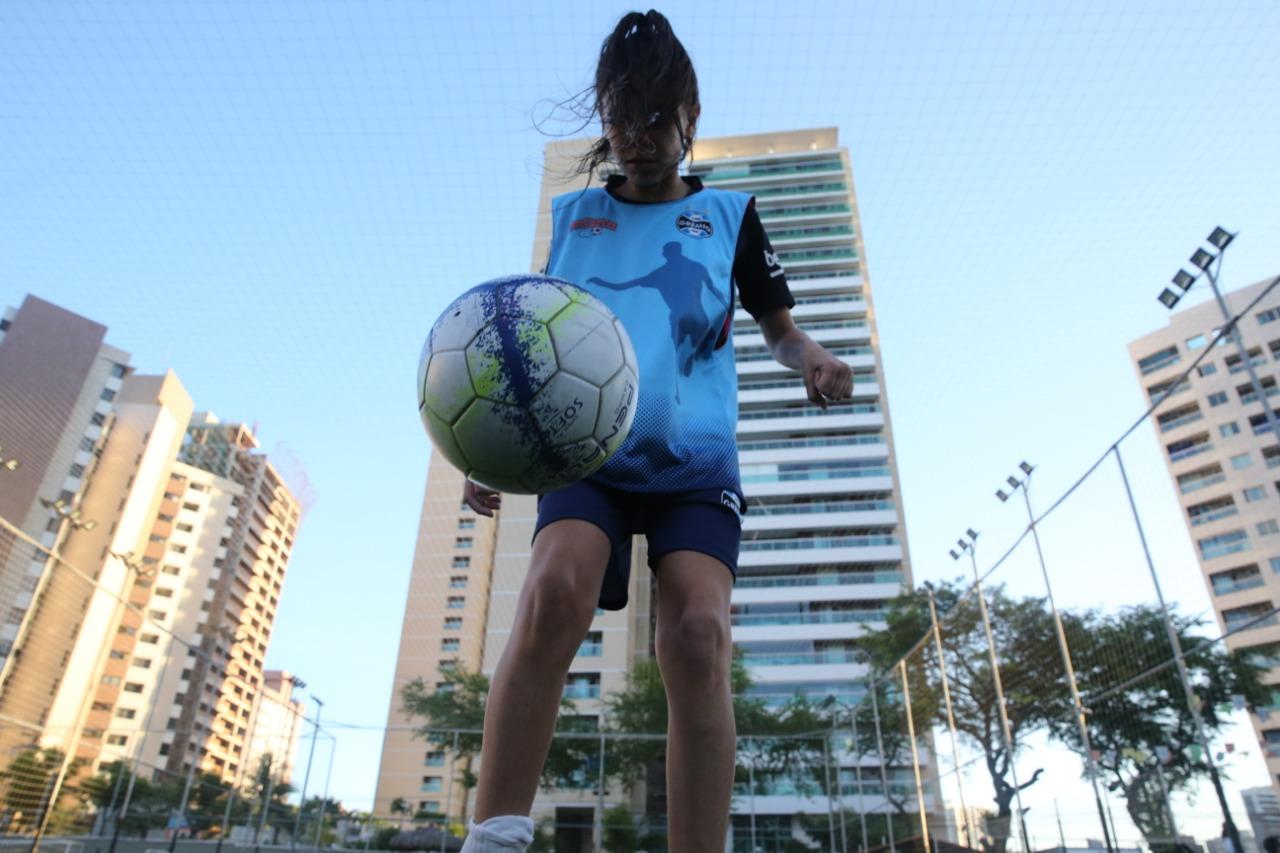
[653,550,736,853]
[472,519,611,820]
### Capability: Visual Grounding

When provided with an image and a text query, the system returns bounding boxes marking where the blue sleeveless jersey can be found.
[547,185,752,494]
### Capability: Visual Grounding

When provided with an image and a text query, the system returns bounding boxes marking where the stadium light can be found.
[1172,269,1197,291]
[995,489,1010,502]
[1207,226,1235,250]
[1190,247,1215,271]
[0,444,19,472]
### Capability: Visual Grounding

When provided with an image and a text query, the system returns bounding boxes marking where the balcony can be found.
[742,507,899,534]
[735,324,870,352]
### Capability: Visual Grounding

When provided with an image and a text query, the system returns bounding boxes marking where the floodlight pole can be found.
[1199,252,1280,447]
[1112,445,1242,853]
[1003,469,1114,853]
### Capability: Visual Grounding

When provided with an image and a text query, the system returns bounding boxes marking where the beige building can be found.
[1129,274,1280,790]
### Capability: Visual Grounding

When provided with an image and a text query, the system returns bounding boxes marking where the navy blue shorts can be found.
[533,478,745,611]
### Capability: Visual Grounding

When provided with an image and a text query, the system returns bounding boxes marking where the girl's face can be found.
[603,103,699,191]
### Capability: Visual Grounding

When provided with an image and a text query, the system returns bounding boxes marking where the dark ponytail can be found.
[571,10,700,179]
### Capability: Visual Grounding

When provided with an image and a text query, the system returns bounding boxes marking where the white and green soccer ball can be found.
[418,274,639,494]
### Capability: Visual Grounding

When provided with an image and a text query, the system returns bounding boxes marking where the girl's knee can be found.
[658,608,731,681]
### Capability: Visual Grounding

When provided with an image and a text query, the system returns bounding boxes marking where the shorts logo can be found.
[571,217,617,238]
[720,490,743,521]
[676,210,713,239]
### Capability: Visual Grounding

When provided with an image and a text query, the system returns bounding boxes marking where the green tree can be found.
[1054,605,1268,850]
[602,805,638,853]
[855,580,1071,853]
[0,748,77,832]
[401,667,582,829]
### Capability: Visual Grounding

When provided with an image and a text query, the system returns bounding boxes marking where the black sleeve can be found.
[733,198,795,320]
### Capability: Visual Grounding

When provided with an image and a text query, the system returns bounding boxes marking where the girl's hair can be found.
[572,10,700,179]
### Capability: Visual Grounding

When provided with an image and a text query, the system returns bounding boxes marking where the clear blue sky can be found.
[2,0,1279,842]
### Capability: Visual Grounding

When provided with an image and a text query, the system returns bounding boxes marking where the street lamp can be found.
[999,463,1117,853]
[0,444,19,471]
[948,531,1031,853]
[1155,227,1280,445]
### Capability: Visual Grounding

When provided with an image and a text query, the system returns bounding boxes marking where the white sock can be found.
[459,815,535,853]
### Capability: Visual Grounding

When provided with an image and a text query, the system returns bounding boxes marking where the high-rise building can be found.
[1128,275,1280,791]
[1243,786,1280,848]
[244,670,307,789]
[377,128,915,842]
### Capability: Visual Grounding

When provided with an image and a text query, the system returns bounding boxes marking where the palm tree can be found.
[388,798,409,834]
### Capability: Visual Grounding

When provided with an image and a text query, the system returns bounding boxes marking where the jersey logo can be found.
[676,210,713,239]
[764,249,785,278]
[720,490,743,520]
[571,217,617,238]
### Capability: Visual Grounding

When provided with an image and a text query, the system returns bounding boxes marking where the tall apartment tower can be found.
[1129,275,1280,791]
[688,128,914,833]
[245,670,307,788]
[378,128,914,842]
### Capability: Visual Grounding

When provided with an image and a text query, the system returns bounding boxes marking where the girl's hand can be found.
[802,346,854,410]
[464,480,502,517]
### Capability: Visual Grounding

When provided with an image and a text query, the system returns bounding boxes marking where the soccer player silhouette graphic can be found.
[586,241,729,387]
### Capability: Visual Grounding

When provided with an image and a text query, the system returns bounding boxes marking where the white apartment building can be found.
[688,128,917,837]
[1129,274,1280,792]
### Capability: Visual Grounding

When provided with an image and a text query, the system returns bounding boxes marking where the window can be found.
[1209,392,1229,407]
[1198,363,1218,377]
[458,518,475,530]
[79,436,95,452]
[153,587,174,597]
[1198,529,1251,560]
[118,625,137,636]
[420,776,443,793]
[1232,453,1253,470]
[1271,558,1280,574]
[449,576,467,589]
[1186,334,1207,350]
[101,675,122,686]
[176,523,194,533]
[91,412,106,426]
[115,708,137,719]
[1260,521,1280,537]
[447,597,465,610]
[131,658,153,669]
[455,537,473,549]
[158,744,171,756]
[0,318,9,331]
[1246,486,1269,503]
[1221,422,1241,437]
[1259,308,1280,325]
[140,633,159,644]
[111,364,126,378]
[564,674,600,699]
[444,617,462,630]
[1138,345,1180,375]
[452,556,470,569]
[122,682,144,693]
[425,751,446,767]
[441,638,460,652]
[69,464,85,478]
[578,631,603,657]
[162,565,180,576]
[109,650,127,660]
[100,388,116,402]
[106,734,128,746]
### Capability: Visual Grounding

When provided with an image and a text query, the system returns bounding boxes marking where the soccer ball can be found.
[418,274,639,494]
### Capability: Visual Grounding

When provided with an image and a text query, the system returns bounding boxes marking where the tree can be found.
[401,667,582,828]
[388,797,410,832]
[602,805,638,853]
[1053,605,1268,850]
[0,748,77,832]
[855,580,1072,853]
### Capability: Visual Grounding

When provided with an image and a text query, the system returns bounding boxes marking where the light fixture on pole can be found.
[1156,227,1280,446]
[948,529,1031,853]
[998,462,1115,853]
[0,444,19,472]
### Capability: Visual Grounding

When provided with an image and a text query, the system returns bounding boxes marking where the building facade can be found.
[379,127,916,846]
[1128,275,1280,791]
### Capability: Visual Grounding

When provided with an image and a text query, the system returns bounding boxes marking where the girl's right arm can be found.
[464,480,502,516]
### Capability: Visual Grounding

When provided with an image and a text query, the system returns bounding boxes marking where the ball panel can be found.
[423,350,476,424]
[421,406,470,473]
[465,318,557,405]
[508,279,572,323]
[469,468,528,494]
[521,437,606,494]
[529,373,601,446]
[453,398,543,483]
[548,302,625,387]
[594,365,638,456]
[429,289,491,352]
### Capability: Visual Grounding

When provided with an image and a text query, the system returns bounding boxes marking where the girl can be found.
[460,10,853,852]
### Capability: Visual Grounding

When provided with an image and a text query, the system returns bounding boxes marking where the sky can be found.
[2,0,1279,844]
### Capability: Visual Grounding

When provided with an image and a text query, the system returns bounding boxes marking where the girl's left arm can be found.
[757,307,854,410]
